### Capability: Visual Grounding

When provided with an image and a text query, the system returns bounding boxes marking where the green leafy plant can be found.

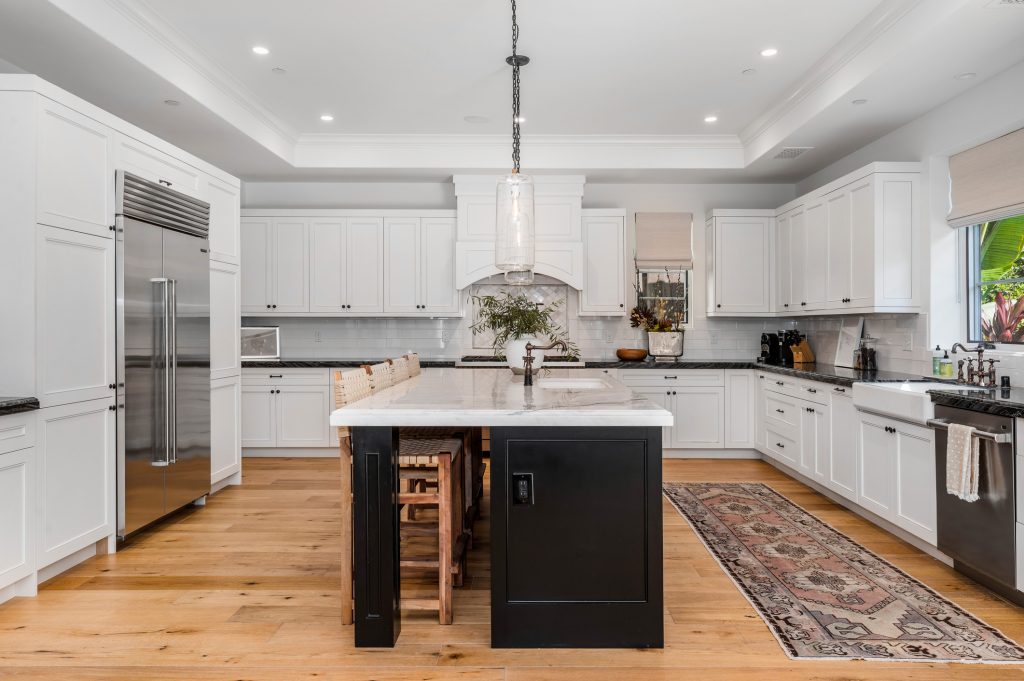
[981,291,1024,343]
[470,292,579,359]
[980,215,1024,283]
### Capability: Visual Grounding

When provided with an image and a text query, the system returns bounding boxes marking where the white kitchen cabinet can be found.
[789,207,807,312]
[453,176,584,242]
[240,219,272,313]
[346,218,386,313]
[894,423,936,544]
[706,211,773,316]
[384,217,458,315]
[672,387,725,449]
[36,98,113,238]
[725,371,754,448]
[210,375,241,485]
[241,384,277,448]
[579,213,626,315]
[629,387,674,448]
[754,373,768,449]
[764,421,800,467]
[210,260,241,381]
[241,370,332,450]
[35,226,115,407]
[826,187,853,308]
[858,413,897,519]
[0,419,34,592]
[828,387,858,501]
[113,134,202,199]
[205,175,241,265]
[36,398,115,567]
[800,401,830,483]
[276,386,332,448]
[309,218,385,314]
[802,200,827,311]
[775,209,795,314]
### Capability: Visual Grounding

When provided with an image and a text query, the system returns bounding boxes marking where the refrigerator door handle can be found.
[151,277,171,467]
[169,278,178,465]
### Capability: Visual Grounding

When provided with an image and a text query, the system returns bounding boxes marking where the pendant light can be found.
[495,0,535,285]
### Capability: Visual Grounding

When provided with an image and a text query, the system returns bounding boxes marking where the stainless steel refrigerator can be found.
[116,171,211,538]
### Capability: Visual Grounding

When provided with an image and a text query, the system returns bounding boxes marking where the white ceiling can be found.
[0,0,1022,182]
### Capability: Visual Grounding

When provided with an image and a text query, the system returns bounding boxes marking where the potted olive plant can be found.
[470,292,579,372]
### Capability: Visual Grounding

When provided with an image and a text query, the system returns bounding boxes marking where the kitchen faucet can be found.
[950,342,997,386]
[522,340,568,387]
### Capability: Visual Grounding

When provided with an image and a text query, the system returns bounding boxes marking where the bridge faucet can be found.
[950,342,996,384]
[522,340,568,387]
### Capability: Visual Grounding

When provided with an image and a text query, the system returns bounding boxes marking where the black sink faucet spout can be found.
[523,340,568,387]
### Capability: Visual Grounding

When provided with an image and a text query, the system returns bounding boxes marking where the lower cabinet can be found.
[620,371,726,450]
[35,398,115,566]
[800,401,830,485]
[0,441,34,592]
[241,370,332,450]
[210,375,241,484]
[672,387,725,448]
[240,384,276,448]
[828,388,858,501]
[276,386,332,447]
[857,412,936,544]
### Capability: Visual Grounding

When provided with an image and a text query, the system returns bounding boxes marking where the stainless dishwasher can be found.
[931,405,1018,603]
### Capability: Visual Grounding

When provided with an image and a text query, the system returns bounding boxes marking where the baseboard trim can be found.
[211,470,242,493]
[244,447,339,458]
[663,448,760,460]
[37,542,105,586]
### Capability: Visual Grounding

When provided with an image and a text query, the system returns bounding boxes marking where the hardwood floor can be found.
[2,457,1024,680]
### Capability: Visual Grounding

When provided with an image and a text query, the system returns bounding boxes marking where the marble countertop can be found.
[928,387,1024,418]
[329,368,673,428]
[0,396,39,416]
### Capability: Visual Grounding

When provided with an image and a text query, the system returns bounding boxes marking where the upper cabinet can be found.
[579,211,626,316]
[242,211,459,317]
[711,162,921,318]
[205,176,241,265]
[113,134,203,200]
[706,211,774,316]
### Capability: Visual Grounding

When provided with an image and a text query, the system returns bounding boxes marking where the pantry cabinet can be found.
[706,211,774,316]
[210,260,241,380]
[579,212,626,315]
[206,175,241,265]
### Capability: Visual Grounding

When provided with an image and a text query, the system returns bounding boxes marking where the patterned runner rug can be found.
[664,482,1024,663]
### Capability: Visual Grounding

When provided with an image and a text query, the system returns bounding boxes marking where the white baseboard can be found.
[663,448,760,460]
[244,447,339,458]
[37,541,104,585]
[0,573,37,605]
[211,470,242,494]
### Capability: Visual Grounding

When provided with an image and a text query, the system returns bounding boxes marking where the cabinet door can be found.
[895,425,936,543]
[725,372,754,448]
[113,135,202,199]
[36,398,115,566]
[672,387,724,449]
[36,226,115,407]
[754,374,767,449]
[858,415,896,519]
[580,216,625,315]
[383,218,421,313]
[775,212,793,313]
[0,446,34,590]
[848,178,875,306]
[36,98,113,237]
[272,220,309,312]
[826,189,852,309]
[877,175,917,307]
[276,386,331,447]
[210,261,240,380]
[346,218,384,313]
[309,220,345,313]
[829,390,858,501]
[420,218,459,314]
[211,376,241,485]
[631,387,674,449]
[713,217,771,314]
[205,176,241,265]
[240,385,276,448]
[800,403,830,482]
[802,201,827,310]
[789,208,807,311]
[240,219,272,313]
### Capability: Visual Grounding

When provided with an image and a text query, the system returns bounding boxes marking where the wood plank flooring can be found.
[1,457,1024,680]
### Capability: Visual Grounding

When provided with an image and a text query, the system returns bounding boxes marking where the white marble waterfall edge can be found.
[329,368,673,427]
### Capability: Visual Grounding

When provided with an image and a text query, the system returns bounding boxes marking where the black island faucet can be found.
[522,340,569,387]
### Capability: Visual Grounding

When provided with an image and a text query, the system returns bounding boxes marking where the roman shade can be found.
[948,127,1024,228]
[634,212,693,269]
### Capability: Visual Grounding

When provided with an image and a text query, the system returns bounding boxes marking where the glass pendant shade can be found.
[495,173,535,285]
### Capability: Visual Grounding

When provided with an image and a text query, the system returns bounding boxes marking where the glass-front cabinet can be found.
[636,268,690,327]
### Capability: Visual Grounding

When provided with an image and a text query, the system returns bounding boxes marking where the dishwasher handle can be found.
[926,418,1013,444]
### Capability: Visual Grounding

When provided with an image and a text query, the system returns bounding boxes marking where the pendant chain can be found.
[511,0,521,173]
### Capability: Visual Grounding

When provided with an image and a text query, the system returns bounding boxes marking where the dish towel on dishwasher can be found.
[946,423,980,502]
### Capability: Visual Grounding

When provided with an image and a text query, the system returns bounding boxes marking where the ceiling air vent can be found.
[773,146,814,160]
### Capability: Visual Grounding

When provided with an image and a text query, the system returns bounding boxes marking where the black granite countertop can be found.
[241,358,929,387]
[0,396,39,416]
[928,387,1024,418]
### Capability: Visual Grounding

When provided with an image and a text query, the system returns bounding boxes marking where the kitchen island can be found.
[330,368,672,648]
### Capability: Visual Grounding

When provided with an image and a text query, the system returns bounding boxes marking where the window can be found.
[636,269,690,328]
[967,214,1024,343]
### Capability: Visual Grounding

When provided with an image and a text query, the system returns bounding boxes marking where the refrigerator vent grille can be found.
[117,171,210,237]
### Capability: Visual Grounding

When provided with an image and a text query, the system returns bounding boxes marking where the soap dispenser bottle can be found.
[932,345,943,376]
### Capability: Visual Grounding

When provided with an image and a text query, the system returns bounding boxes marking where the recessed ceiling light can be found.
[319,114,334,122]
[463,115,489,124]
[851,98,868,106]
[760,47,778,57]
[954,72,977,80]
[271,66,287,75]
[251,46,270,55]
[163,99,180,106]
[741,68,757,76]
[704,115,718,123]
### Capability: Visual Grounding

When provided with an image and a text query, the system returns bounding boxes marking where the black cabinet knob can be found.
[784,303,789,307]
[717,304,721,308]
[108,383,116,390]
[108,404,116,411]
[272,304,278,309]
[672,391,677,395]
[619,303,624,307]
[266,304,271,309]
[801,302,807,306]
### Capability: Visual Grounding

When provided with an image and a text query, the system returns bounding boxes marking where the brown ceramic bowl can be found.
[616,348,648,362]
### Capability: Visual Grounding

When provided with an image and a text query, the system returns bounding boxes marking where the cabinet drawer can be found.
[619,369,724,387]
[765,422,799,464]
[242,368,330,386]
[765,393,799,427]
[762,374,830,405]
[796,382,829,405]
[0,413,35,456]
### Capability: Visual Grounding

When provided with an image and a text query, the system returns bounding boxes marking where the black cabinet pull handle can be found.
[806,407,815,413]
[663,376,677,380]
[776,381,784,386]
[776,409,785,413]
[834,387,846,392]
[776,442,785,449]
[158,179,172,187]
[807,388,817,393]
[269,374,283,378]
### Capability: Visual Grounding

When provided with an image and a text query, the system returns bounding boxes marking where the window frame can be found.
[966,219,1024,345]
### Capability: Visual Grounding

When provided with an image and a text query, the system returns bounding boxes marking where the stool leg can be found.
[453,451,465,588]
[438,453,453,625]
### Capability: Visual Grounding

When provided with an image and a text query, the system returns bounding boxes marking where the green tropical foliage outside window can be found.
[969,215,1024,342]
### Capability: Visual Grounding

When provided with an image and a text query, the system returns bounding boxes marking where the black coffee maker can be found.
[760,333,781,365]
